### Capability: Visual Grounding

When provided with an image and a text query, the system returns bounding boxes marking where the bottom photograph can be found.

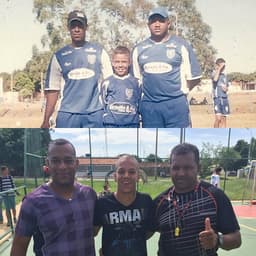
[0,128,255,256]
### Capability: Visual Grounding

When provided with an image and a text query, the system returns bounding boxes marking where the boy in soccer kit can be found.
[101,46,141,127]
[212,58,230,128]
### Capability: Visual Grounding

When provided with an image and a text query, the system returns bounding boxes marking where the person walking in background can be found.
[132,6,201,128]
[154,143,241,256]
[11,138,97,256]
[41,10,113,128]
[94,154,154,256]
[101,46,141,127]
[210,167,222,188]
[212,58,230,128]
[0,165,18,226]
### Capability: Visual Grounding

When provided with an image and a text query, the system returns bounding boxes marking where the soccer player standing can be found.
[132,7,201,128]
[41,10,112,128]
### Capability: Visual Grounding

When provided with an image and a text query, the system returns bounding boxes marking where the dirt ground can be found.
[0,91,255,128]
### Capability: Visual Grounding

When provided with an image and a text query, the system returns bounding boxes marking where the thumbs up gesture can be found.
[199,217,218,249]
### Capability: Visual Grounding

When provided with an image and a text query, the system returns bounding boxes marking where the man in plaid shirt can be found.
[11,138,97,256]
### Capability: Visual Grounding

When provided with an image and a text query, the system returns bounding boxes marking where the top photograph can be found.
[0,0,255,128]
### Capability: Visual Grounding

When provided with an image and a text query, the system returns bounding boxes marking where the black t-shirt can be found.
[94,192,154,256]
[154,181,240,256]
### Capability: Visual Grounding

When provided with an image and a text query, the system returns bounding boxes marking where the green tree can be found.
[233,139,249,168]
[24,47,51,95]
[14,72,35,100]
[0,129,51,176]
[217,147,241,173]
[32,0,216,76]
[0,129,24,175]
[158,0,216,76]
[200,142,223,177]
[144,154,163,163]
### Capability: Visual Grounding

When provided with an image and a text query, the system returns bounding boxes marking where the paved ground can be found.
[1,203,255,255]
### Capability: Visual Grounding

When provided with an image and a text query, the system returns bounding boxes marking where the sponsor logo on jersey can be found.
[125,88,133,100]
[85,47,97,53]
[106,209,142,224]
[61,50,73,56]
[144,62,172,74]
[87,54,96,65]
[141,55,148,60]
[142,44,152,49]
[64,62,71,66]
[109,102,136,114]
[167,43,177,48]
[166,49,176,59]
[68,68,95,79]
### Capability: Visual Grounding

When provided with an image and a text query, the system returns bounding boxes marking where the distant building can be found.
[242,81,256,90]
[76,157,169,178]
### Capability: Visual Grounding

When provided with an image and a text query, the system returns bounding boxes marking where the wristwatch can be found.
[217,232,224,247]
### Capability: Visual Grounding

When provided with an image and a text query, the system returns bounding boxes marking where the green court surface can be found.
[1,217,255,255]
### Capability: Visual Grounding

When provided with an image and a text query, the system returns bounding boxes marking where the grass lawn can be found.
[13,175,255,205]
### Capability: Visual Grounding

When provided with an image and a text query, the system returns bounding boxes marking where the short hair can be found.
[112,46,130,57]
[1,165,8,172]
[215,58,225,64]
[214,167,222,174]
[115,154,139,170]
[170,143,200,166]
[48,138,76,156]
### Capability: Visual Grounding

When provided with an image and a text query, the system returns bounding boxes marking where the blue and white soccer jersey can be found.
[212,72,230,116]
[45,41,112,127]
[132,35,201,127]
[101,74,141,127]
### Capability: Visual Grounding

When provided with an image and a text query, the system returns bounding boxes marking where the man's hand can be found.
[199,217,218,249]
[217,62,225,73]
[40,121,50,128]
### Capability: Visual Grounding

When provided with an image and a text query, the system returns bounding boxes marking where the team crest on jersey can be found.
[166,49,176,59]
[125,88,133,100]
[87,54,96,65]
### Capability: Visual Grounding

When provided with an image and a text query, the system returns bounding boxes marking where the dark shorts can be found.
[56,110,104,128]
[140,95,191,128]
[3,195,15,210]
[213,97,230,116]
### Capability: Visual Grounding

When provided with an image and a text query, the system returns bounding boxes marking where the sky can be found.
[0,0,256,74]
[50,128,256,158]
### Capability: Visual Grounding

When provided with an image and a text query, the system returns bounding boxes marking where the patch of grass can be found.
[13,176,255,206]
